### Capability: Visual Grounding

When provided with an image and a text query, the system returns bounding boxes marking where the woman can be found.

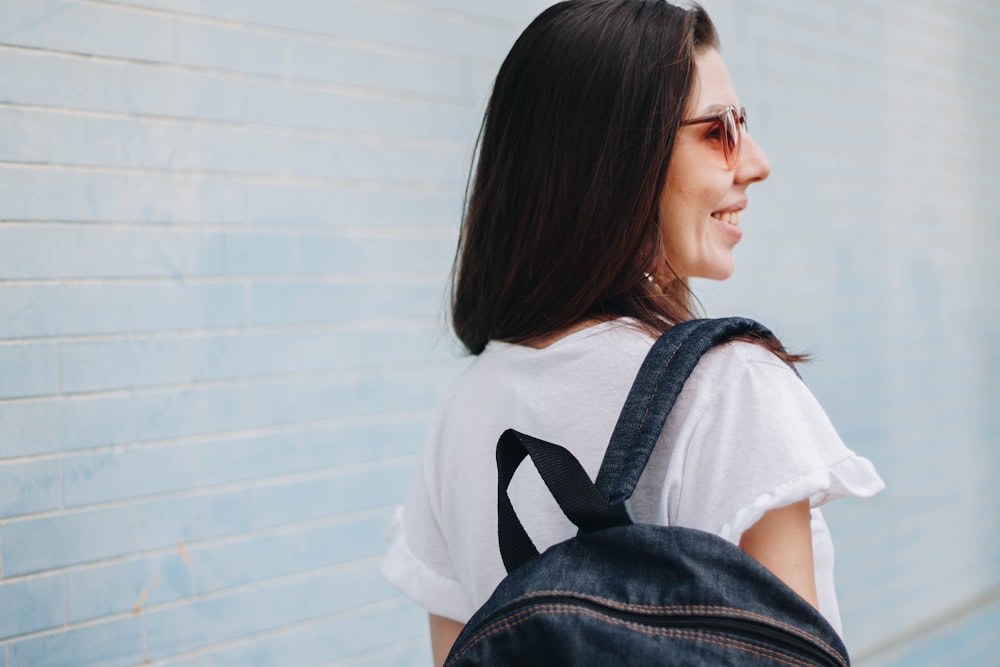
[382,1,884,664]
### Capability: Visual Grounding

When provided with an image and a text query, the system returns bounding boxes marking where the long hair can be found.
[453,1,797,363]
[453,0,715,354]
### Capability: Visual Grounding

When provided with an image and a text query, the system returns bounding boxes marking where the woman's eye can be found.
[705,126,722,141]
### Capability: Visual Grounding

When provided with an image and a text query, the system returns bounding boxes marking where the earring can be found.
[643,271,663,292]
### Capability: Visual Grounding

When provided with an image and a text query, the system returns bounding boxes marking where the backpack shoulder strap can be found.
[593,317,779,522]
[496,317,780,572]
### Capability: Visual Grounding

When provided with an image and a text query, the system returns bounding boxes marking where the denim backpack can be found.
[444,318,850,666]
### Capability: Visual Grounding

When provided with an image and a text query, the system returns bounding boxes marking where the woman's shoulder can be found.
[685,338,800,395]
[662,339,813,443]
[438,324,801,427]
[461,324,798,402]
[433,319,655,439]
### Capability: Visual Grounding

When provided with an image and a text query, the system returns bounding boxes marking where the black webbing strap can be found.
[496,429,624,573]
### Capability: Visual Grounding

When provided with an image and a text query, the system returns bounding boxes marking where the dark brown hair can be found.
[452,0,800,363]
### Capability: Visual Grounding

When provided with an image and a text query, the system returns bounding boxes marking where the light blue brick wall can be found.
[0,1,543,664]
[695,0,1000,663]
[0,1,996,665]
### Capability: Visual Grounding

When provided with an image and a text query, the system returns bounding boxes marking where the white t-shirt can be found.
[382,319,884,635]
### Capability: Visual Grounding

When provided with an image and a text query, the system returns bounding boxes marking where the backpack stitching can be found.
[516,590,845,664]
[448,603,813,667]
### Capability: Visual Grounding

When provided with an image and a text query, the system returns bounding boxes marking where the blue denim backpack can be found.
[444,318,850,666]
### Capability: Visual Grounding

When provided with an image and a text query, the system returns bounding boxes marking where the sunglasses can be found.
[680,105,747,170]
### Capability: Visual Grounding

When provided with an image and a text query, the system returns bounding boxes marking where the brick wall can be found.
[0,1,548,664]
[1,1,997,665]
[697,0,1000,663]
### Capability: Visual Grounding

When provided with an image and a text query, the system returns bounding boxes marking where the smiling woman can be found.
[659,49,771,282]
[380,1,884,664]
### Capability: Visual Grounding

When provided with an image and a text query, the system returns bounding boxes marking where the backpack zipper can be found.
[479,593,847,667]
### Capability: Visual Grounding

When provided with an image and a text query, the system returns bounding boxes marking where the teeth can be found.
[712,210,741,226]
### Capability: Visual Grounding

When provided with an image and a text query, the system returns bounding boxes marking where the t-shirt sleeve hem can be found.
[718,454,885,543]
[381,506,475,622]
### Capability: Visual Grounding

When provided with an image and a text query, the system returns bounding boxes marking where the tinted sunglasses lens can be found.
[723,108,739,167]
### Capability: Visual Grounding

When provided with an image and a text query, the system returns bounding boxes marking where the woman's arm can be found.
[429,613,464,667]
[738,499,819,609]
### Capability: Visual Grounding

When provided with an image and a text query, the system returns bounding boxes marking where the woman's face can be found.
[657,48,771,281]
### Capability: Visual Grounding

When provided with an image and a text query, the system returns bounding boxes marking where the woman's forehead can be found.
[690,49,739,112]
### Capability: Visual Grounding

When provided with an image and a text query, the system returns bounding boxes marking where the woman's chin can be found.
[690,261,735,282]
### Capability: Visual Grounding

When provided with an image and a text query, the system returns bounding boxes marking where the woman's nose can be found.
[736,133,771,184]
